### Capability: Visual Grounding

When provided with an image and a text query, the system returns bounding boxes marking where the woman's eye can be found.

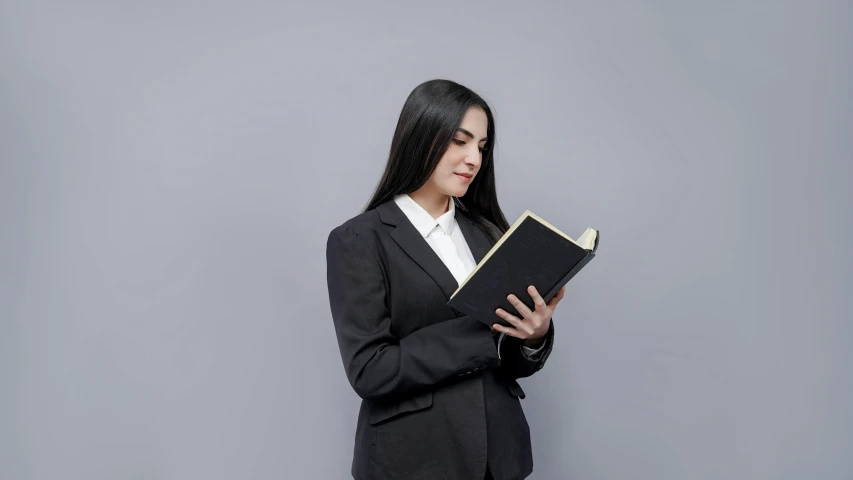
[452,139,465,146]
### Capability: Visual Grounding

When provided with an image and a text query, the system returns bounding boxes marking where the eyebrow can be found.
[457,128,488,142]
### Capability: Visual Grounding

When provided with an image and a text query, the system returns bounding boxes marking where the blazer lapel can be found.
[455,210,493,264]
[378,201,460,300]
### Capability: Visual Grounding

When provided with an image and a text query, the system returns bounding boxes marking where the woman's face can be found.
[427,106,489,198]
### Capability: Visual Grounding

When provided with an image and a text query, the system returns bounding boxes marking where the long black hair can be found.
[364,79,510,242]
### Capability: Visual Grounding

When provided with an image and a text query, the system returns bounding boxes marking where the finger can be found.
[528,285,547,311]
[506,294,533,319]
[547,286,567,307]
[496,308,535,336]
[492,323,525,339]
[495,308,525,329]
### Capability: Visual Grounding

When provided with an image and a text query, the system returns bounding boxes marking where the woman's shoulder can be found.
[326,208,384,246]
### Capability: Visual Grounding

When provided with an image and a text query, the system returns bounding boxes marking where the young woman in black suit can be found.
[326,79,568,480]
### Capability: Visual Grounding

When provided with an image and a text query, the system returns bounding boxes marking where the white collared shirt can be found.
[393,194,477,286]
[393,194,545,358]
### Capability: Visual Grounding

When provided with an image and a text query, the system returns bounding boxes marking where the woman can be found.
[326,79,567,480]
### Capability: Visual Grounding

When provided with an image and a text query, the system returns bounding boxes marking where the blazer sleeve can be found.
[497,321,555,379]
[326,225,501,400]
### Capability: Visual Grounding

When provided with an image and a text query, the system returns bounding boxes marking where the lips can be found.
[455,173,473,180]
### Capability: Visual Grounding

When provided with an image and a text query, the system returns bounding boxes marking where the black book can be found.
[448,210,599,327]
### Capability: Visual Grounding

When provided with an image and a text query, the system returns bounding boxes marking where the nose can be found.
[464,147,482,168]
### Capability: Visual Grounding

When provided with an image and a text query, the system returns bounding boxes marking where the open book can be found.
[448,210,599,327]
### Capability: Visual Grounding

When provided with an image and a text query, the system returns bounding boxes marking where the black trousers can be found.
[484,467,494,480]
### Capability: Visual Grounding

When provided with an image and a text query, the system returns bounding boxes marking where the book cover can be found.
[448,210,598,327]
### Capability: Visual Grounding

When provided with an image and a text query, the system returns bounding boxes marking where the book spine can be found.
[542,252,596,303]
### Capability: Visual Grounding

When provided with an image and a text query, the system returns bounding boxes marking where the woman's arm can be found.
[326,225,501,401]
[487,283,564,379]
[496,322,555,379]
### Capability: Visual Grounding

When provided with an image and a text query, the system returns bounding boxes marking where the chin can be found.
[446,187,469,198]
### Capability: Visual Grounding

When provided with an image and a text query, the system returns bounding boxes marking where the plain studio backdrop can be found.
[2,1,851,479]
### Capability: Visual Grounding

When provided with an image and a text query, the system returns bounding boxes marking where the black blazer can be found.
[326,199,555,480]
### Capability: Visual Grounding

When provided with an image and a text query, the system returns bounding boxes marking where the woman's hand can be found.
[493,285,566,346]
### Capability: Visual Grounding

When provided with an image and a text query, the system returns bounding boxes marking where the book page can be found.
[575,228,598,251]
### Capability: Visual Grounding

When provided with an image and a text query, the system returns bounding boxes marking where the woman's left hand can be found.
[493,285,566,346]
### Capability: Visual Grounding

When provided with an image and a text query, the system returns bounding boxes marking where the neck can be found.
[408,188,451,219]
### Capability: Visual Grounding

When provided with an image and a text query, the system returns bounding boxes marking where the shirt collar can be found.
[393,194,456,237]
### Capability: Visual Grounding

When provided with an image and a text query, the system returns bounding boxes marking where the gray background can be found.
[2,1,851,479]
